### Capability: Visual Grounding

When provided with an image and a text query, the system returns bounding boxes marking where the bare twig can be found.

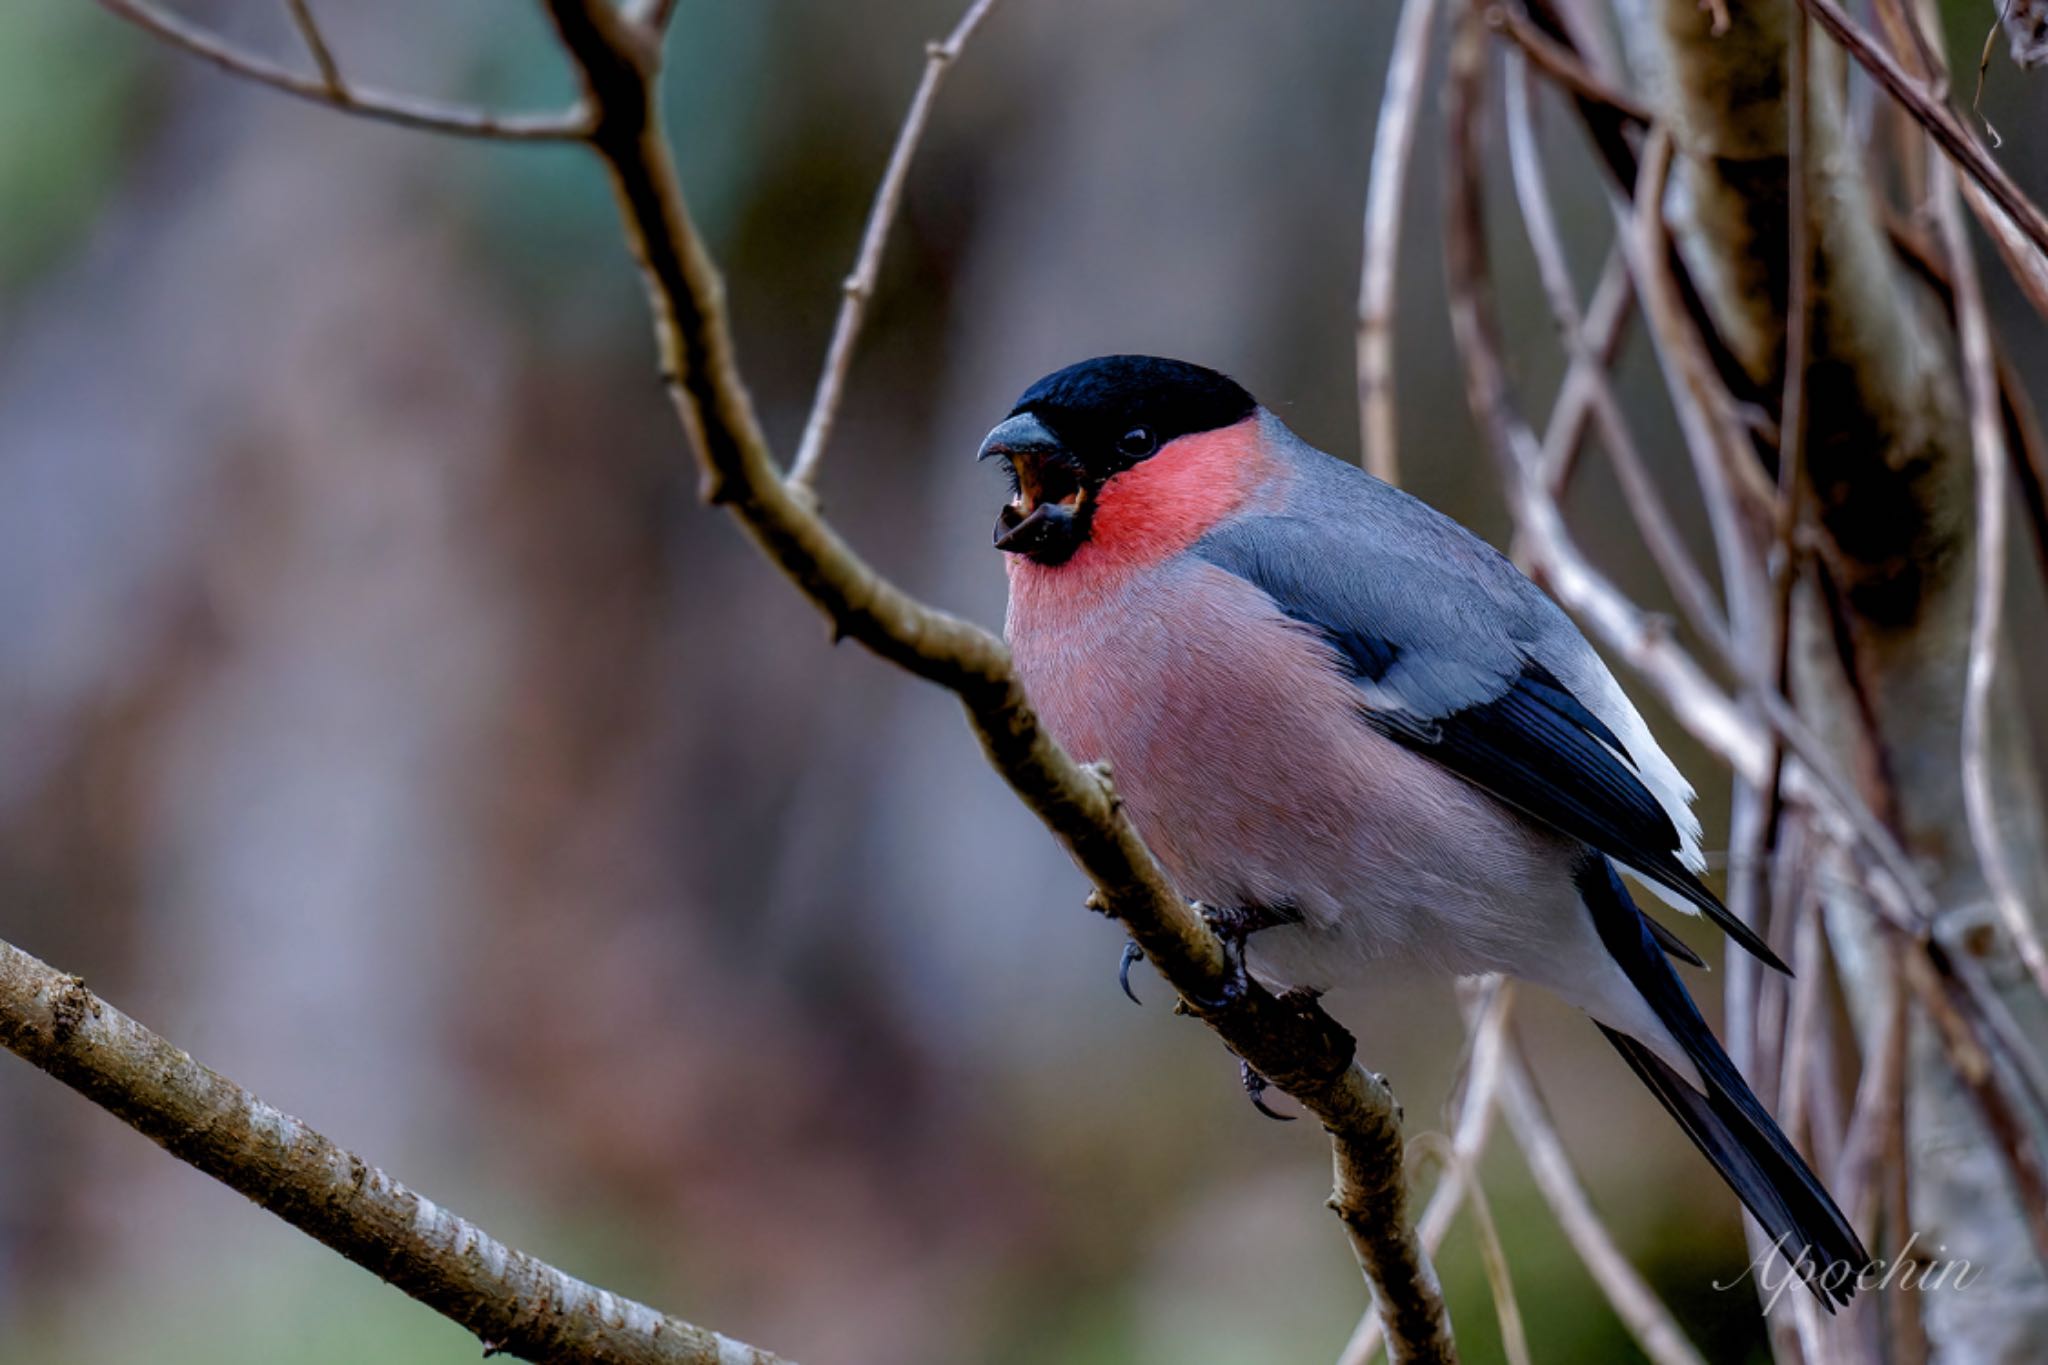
[1930,145,2048,1006]
[1792,0,2048,260]
[1739,12,1817,1108]
[1357,0,1445,485]
[1498,1042,1708,1365]
[93,0,587,141]
[1537,250,1634,496]
[1832,938,1908,1235]
[1959,177,2048,319]
[1449,1145,1532,1365]
[1446,14,1770,786]
[1504,61,1734,663]
[0,937,789,1365]
[787,0,1003,491]
[537,1,1455,1357]
[1337,980,1514,1365]
[1623,132,1775,632]
[1486,5,1653,123]
[282,0,342,93]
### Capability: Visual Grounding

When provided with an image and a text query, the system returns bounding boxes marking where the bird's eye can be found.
[1116,426,1157,460]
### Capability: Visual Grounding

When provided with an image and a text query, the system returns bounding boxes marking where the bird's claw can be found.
[1199,900,1292,949]
[1179,903,1251,1012]
[1118,939,1145,1004]
[1241,1059,1296,1121]
[1183,901,1298,1014]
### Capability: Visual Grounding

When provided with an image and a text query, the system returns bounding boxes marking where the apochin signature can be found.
[1717,1232,1983,1313]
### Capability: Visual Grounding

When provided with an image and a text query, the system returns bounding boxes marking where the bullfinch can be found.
[980,354,1868,1305]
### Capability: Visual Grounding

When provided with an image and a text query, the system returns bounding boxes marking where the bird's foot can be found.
[1178,901,1299,1013]
[1240,1059,1296,1122]
[1199,900,1294,949]
[1118,939,1145,1005]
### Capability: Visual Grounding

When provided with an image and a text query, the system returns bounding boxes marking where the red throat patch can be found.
[1037,416,1267,580]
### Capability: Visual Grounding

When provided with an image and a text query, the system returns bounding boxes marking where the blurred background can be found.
[3,2,2046,1362]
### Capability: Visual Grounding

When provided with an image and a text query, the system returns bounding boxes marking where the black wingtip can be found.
[1581,858,1867,1308]
[1600,1025,1869,1307]
[1643,914,1707,968]
[1665,867,1792,975]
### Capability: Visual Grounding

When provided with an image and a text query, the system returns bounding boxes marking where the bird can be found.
[979,353,1869,1306]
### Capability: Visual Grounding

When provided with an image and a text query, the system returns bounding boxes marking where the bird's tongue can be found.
[993,500,1078,556]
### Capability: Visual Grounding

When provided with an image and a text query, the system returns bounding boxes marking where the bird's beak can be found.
[979,412,1086,560]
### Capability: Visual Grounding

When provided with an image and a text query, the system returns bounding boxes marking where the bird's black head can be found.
[978,355,1257,564]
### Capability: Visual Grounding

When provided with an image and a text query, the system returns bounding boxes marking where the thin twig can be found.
[1623,131,1774,635]
[787,0,1003,491]
[1538,250,1634,496]
[282,0,342,93]
[1930,140,2048,1006]
[1741,10,1817,1098]
[1451,1146,1532,1365]
[0,937,789,1365]
[1793,0,2048,261]
[1486,5,1653,124]
[1337,980,1514,1365]
[1505,61,1734,663]
[1498,1041,1708,1365]
[1832,938,1908,1236]
[94,0,587,141]
[1357,0,1445,485]
[537,2,1456,1357]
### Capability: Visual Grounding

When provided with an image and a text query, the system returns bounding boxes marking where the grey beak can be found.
[977,411,1062,463]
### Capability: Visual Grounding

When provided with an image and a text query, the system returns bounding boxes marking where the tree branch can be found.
[282,0,343,94]
[1792,0,2048,263]
[1930,103,2048,1008]
[787,0,1003,491]
[530,1,1458,1357]
[30,1,1467,1357]
[1496,1041,1708,1365]
[0,936,789,1365]
[1357,0,1444,485]
[93,0,588,141]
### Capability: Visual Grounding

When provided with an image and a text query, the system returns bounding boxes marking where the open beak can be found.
[978,412,1087,560]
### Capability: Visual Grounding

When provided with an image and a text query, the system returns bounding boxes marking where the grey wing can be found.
[1194,453,1780,972]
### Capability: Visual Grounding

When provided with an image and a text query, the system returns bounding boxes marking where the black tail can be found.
[1578,855,1870,1308]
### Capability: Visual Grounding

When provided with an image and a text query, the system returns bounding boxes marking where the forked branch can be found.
[35,3,1460,1360]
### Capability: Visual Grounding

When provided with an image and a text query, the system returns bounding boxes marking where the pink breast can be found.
[1008,558,1391,908]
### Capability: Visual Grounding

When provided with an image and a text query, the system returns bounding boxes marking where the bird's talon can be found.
[1119,939,1145,1004]
[1241,1059,1296,1121]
